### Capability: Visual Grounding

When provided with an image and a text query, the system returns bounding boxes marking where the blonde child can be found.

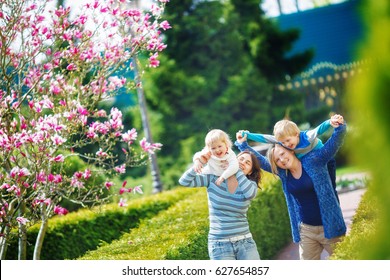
[240,114,344,196]
[241,114,344,157]
[193,129,239,187]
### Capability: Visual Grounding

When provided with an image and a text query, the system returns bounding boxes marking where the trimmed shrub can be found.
[78,188,209,260]
[78,174,291,260]
[248,174,291,259]
[6,187,195,260]
[331,188,380,259]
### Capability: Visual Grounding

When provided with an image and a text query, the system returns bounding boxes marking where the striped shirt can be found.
[178,169,258,240]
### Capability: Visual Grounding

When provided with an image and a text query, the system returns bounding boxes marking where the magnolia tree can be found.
[0,0,169,259]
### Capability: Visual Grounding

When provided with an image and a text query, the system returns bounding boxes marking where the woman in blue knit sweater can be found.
[235,120,347,260]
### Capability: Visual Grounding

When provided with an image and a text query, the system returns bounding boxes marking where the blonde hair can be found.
[267,145,279,175]
[205,129,232,148]
[273,119,300,140]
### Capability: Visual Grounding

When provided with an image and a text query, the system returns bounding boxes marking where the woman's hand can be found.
[236,130,247,143]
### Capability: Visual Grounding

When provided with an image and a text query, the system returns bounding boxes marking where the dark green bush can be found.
[248,176,291,259]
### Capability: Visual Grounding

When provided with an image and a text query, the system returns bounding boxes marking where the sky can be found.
[261,0,347,17]
[64,0,348,18]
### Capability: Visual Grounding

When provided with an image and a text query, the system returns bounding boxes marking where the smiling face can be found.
[237,152,253,175]
[208,140,228,158]
[272,144,296,169]
[277,133,300,150]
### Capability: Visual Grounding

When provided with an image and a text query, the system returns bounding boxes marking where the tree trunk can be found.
[133,57,163,193]
[17,202,27,260]
[0,198,18,260]
[0,226,11,260]
[33,208,49,260]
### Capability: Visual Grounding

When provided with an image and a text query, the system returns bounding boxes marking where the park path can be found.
[274,173,367,260]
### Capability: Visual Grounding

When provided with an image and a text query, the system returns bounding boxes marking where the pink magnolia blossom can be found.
[160,20,171,30]
[52,154,65,162]
[122,128,137,144]
[114,164,126,174]
[16,217,30,225]
[140,138,163,154]
[133,185,143,194]
[149,52,160,68]
[54,206,69,216]
[96,148,108,158]
[118,198,127,207]
[83,169,92,180]
[104,181,114,190]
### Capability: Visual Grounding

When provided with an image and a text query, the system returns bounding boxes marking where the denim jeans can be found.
[208,237,260,260]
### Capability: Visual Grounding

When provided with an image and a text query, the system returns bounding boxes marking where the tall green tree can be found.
[144,0,311,187]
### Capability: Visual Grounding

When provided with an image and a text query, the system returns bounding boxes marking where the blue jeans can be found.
[208,237,260,260]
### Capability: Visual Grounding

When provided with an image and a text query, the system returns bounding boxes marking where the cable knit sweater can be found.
[235,124,347,243]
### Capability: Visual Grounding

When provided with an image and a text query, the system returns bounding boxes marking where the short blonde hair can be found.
[205,129,232,148]
[273,119,300,140]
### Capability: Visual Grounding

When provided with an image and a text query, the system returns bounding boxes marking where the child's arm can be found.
[241,131,279,145]
[305,119,332,143]
[192,148,211,174]
[298,115,344,155]
[217,149,239,185]
[305,114,344,143]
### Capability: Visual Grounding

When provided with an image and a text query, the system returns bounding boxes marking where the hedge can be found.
[79,174,291,260]
[6,174,292,260]
[248,176,291,259]
[331,188,381,259]
[6,187,195,260]
[78,188,210,260]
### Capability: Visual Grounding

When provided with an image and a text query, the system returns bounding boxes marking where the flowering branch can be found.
[0,0,169,259]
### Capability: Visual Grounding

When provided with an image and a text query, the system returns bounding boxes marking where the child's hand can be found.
[193,159,203,174]
[330,114,344,127]
[236,130,248,143]
[215,176,224,186]
[199,148,211,163]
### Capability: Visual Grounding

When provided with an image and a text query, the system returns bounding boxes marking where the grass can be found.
[336,165,367,176]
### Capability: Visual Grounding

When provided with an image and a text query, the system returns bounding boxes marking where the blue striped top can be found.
[178,169,258,240]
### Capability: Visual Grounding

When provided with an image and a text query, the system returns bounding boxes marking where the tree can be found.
[0,0,168,259]
[143,0,311,187]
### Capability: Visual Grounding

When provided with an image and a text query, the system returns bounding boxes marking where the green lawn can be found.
[336,165,367,176]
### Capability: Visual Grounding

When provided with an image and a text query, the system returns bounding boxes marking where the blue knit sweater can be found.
[235,124,347,243]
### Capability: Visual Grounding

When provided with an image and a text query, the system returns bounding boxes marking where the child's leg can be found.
[327,158,339,203]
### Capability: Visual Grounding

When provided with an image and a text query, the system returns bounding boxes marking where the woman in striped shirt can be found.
[179,150,262,260]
